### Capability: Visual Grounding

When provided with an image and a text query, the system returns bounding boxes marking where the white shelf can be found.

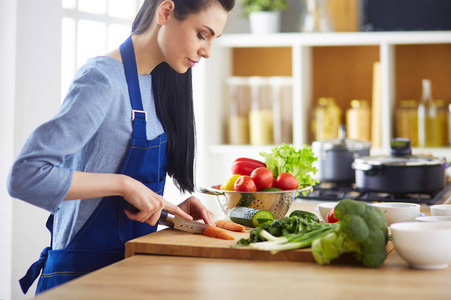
[217,31,451,47]
[194,32,451,188]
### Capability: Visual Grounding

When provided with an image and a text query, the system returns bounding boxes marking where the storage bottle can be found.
[248,77,274,145]
[418,79,439,147]
[449,103,451,146]
[226,77,250,145]
[312,97,342,141]
[436,99,448,146]
[395,100,419,147]
[271,77,293,144]
[346,100,371,141]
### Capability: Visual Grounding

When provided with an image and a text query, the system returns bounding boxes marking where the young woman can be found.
[8,0,234,294]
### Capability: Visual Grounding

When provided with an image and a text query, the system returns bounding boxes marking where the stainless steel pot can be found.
[353,138,448,194]
[312,125,371,184]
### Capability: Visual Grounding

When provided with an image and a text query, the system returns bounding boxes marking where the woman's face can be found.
[158,2,228,73]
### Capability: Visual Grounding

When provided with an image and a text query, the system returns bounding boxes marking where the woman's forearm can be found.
[64,171,131,200]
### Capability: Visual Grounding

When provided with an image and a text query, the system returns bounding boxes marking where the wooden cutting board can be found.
[125,227,316,262]
[125,227,395,263]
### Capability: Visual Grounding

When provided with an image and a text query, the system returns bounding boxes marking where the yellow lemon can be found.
[220,174,241,191]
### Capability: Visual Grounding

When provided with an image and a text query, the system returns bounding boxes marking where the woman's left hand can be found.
[178,196,215,226]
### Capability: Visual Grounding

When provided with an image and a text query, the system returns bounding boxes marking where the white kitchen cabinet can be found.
[193,31,451,189]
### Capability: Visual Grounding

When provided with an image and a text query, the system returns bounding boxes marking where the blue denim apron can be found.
[19,36,168,295]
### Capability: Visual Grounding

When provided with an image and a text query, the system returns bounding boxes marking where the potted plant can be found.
[241,0,288,34]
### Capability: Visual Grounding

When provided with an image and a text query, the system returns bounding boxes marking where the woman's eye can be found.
[197,32,206,40]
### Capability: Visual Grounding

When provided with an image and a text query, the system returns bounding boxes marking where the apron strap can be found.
[19,215,54,294]
[120,35,147,140]
[19,247,51,294]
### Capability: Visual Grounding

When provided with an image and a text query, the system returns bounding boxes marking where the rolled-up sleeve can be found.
[7,61,115,213]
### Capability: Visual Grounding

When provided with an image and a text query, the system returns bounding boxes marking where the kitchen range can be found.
[305,136,450,205]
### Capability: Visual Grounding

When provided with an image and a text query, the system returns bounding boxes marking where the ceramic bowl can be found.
[316,202,338,222]
[415,216,451,222]
[371,202,420,225]
[430,204,451,216]
[390,222,451,269]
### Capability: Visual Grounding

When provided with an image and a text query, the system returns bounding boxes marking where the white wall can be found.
[1,1,62,299]
[0,0,17,299]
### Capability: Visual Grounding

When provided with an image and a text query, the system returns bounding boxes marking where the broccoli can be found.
[311,198,389,268]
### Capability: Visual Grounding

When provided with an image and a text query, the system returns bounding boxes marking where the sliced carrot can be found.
[215,220,245,232]
[202,226,235,240]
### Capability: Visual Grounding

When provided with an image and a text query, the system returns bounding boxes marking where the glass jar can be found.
[395,100,419,147]
[449,104,451,146]
[346,99,371,141]
[312,97,342,141]
[248,77,274,145]
[301,0,333,32]
[436,99,449,146]
[418,79,439,147]
[271,77,293,144]
[226,77,251,145]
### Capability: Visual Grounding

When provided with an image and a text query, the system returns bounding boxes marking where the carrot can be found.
[202,226,235,240]
[215,220,245,232]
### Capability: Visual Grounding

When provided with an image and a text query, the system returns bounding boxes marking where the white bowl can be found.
[415,216,451,222]
[430,204,451,216]
[371,202,420,225]
[316,202,338,222]
[391,222,451,269]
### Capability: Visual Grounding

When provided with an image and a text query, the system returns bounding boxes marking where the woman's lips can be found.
[188,59,197,68]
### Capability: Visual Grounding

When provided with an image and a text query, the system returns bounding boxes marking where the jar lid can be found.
[350,99,369,108]
[399,100,418,107]
[354,154,446,167]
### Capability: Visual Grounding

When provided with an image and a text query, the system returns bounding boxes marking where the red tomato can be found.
[234,175,258,192]
[250,167,275,190]
[327,208,340,223]
[275,173,298,190]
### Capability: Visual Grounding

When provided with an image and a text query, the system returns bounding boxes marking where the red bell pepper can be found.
[231,157,266,176]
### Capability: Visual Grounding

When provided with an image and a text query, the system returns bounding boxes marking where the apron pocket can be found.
[144,178,166,195]
[36,249,123,294]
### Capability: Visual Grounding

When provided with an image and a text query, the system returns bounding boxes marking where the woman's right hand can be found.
[66,171,189,226]
[121,176,192,226]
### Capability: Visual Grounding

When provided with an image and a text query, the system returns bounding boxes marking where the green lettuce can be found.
[259,143,319,188]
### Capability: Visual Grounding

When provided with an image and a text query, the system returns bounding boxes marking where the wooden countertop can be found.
[35,249,451,299]
[35,200,451,299]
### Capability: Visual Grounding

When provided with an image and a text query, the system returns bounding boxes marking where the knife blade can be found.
[158,210,209,234]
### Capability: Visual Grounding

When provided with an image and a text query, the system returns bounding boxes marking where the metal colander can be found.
[199,186,312,219]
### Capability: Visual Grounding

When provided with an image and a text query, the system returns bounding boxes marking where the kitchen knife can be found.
[158,210,209,234]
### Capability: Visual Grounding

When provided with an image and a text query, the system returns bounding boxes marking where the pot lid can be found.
[354,154,447,167]
[312,125,371,151]
[354,138,447,166]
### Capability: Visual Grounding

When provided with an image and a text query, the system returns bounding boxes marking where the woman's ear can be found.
[157,0,175,25]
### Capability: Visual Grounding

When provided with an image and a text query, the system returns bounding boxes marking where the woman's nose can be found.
[199,43,211,59]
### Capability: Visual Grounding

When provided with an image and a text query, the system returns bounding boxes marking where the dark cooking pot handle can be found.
[365,165,383,176]
[353,162,383,176]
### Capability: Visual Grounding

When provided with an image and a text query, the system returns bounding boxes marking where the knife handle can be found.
[158,210,175,227]
[125,203,139,213]
[160,209,168,220]
[124,205,174,227]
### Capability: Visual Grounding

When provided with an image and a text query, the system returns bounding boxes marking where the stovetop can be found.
[297,182,451,205]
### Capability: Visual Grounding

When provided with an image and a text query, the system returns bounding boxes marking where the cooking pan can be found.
[352,138,448,194]
[312,125,371,183]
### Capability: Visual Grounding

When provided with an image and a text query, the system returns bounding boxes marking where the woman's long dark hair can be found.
[131,0,235,193]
